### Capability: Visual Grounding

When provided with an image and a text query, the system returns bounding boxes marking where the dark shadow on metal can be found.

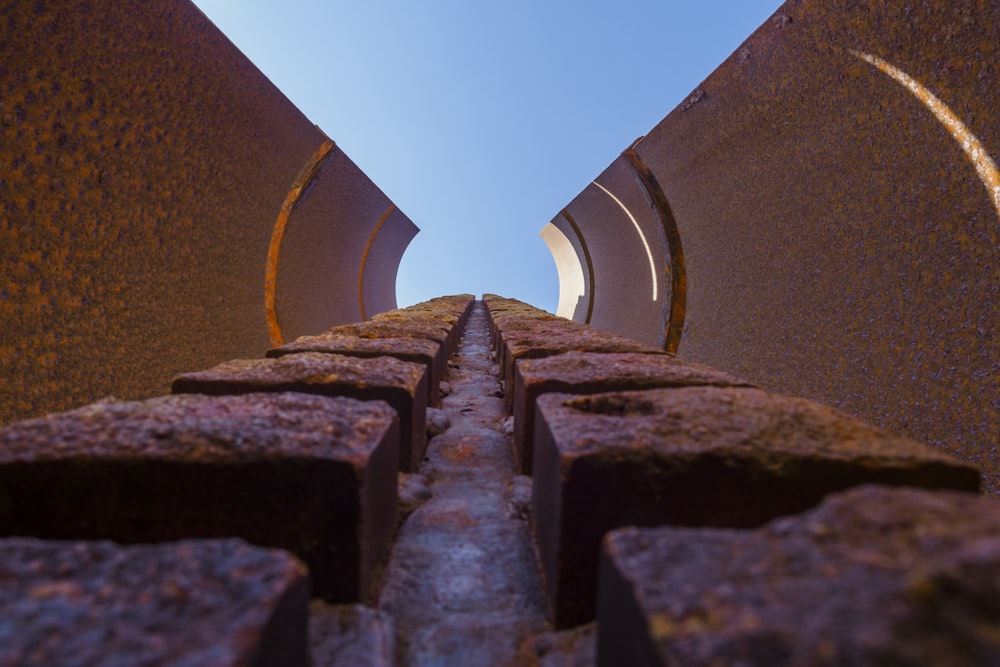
[559,209,596,325]
[357,204,398,322]
[622,146,686,355]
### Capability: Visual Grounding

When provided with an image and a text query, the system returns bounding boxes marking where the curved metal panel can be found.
[359,207,420,320]
[559,156,670,347]
[632,0,999,490]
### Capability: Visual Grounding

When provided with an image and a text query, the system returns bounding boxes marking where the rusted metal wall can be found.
[551,156,672,349]
[0,0,417,424]
[549,0,999,490]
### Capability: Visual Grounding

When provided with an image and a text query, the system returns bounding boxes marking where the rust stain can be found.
[851,50,1000,222]
[357,204,398,322]
[622,147,687,355]
[265,137,337,346]
[559,209,596,325]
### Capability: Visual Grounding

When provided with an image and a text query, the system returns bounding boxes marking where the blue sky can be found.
[191,1,782,312]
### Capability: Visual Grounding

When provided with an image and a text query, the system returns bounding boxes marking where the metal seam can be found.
[622,147,687,355]
[357,203,398,321]
[265,137,337,347]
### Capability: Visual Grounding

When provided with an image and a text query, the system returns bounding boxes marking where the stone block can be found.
[499,321,665,413]
[317,320,451,396]
[599,485,1000,666]
[482,294,563,350]
[0,537,308,666]
[378,294,475,339]
[173,352,427,471]
[512,351,752,473]
[517,623,596,667]
[267,333,442,407]
[533,387,980,627]
[334,318,454,358]
[0,393,399,604]
[310,602,396,667]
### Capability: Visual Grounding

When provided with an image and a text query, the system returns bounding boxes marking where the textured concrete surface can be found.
[268,333,443,407]
[377,302,547,666]
[517,623,596,667]
[310,603,396,667]
[549,0,998,489]
[172,352,427,471]
[533,386,980,627]
[0,537,309,666]
[512,351,752,473]
[0,393,399,603]
[599,485,1000,667]
[0,0,416,425]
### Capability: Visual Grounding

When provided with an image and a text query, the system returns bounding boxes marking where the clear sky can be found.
[190,1,783,313]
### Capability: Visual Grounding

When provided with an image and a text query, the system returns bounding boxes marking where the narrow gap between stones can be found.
[377,301,548,666]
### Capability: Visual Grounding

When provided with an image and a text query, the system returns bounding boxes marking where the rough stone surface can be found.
[498,320,665,412]
[397,473,432,527]
[599,486,1000,667]
[426,407,451,436]
[0,537,309,666]
[377,301,547,665]
[267,334,442,407]
[331,320,452,357]
[533,386,981,627]
[512,351,753,473]
[310,602,395,667]
[0,393,399,604]
[368,313,464,357]
[517,624,596,667]
[172,352,427,472]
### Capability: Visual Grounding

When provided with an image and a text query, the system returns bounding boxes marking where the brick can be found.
[498,321,665,412]
[378,293,475,338]
[368,313,463,356]
[482,294,564,351]
[599,486,1000,667]
[267,333,442,407]
[0,393,399,603]
[512,351,753,473]
[334,317,455,359]
[323,320,451,394]
[0,537,308,666]
[310,602,396,667]
[173,352,427,472]
[532,387,980,627]
[488,313,569,360]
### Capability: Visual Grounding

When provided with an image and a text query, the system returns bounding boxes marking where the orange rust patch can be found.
[265,137,337,347]
[440,439,479,463]
[423,506,477,527]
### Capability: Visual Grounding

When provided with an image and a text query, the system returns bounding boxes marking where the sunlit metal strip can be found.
[265,137,337,346]
[623,147,687,355]
[357,203,398,321]
[851,50,1000,222]
[592,180,659,301]
[560,209,596,324]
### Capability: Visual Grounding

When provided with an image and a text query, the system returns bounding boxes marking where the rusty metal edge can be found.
[265,136,338,347]
[622,147,687,355]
